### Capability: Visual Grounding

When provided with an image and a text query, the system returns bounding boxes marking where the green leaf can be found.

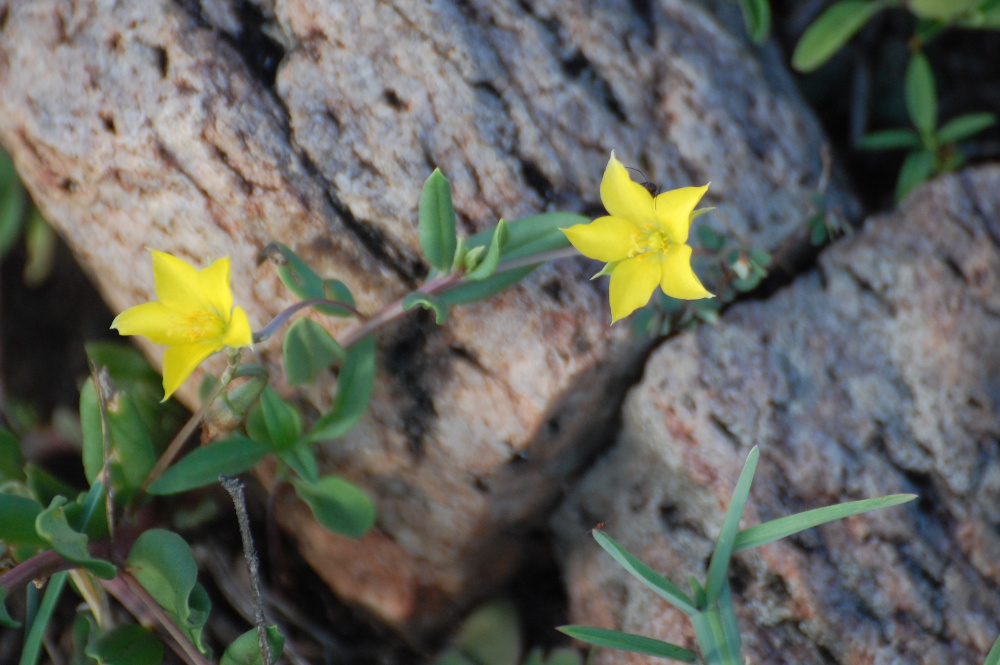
[857,129,922,150]
[439,267,534,305]
[263,242,326,301]
[466,219,509,281]
[984,631,1000,665]
[22,210,56,287]
[557,626,696,663]
[0,149,28,258]
[24,463,75,507]
[419,168,458,272]
[446,601,521,665]
[695,225,725,252]
[792,0,886,72]
[247,387,302,451]
[705,446,759,607]
[278,440,319,484]
[293,476,375,539]
[146,436,269,495]
[736,0,771,44]
[320,279,357,317]
[522,648,581,665]
[592,530,697,615]
[938,112,997,143]
[895,150,936,201]
[307,334,376,442]
[283,318,345,386]
[909,0,981,19]
[403,291,449,325]
[733,494,915,551]
[220,626,285,665]
[0,427,26,483]
[905,53,937,137]
[126,529,211,655]
[35,496,116,579]
[80,378,158,504]
[85,624,164,665]
[0,586,21,628]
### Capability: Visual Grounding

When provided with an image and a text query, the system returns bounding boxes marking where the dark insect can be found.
[626,166,660,197]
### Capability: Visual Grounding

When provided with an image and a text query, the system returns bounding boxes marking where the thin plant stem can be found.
[103,573,213,665]
[220,476,272,665]
[0,549,74,596]
[253,298,365,344]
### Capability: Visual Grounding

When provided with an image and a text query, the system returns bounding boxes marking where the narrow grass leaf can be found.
[592,530,697,615]
[857,129,922,150]
[705,446,759,607]
[147,436,268,495]
[938,112,996,143]
[558,626,696,663]
[733,494,916,551]
[792,0,886,72]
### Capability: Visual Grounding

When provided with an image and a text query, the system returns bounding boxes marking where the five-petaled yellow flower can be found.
[111,250,253,400]
[562,152,713,322]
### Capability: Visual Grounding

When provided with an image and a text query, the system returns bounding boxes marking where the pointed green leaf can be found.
[220,626,284,665]
[246,387,301,451]
[895,150,936,201]
[0,494,45,546]
[557,626,696,663]
[857,129,922,150]
[35,496,116,579]
[905,53,937,136]
[319,279,357,317]
[283,318,345,385]
[293,476,375,539]
[126,529,211,655]
[792,0,886,72]
[466,219,509,281]
[403,291,449,324]
[938,112,996,143]
[592,530,697,615]
[307,334,376,442]
[736,0,771,43]
[984,631,1000,665]
[705,446,759,606]
[263,242,326,301]
[147,436,269,495]
[419,168,458,272]
[85,624,164,665]
[278,440,319,484]
[909,0,981,19]
[733,494,915,551]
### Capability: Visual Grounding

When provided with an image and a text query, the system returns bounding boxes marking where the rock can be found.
[553,168,1000,664]
[0,0,855,638]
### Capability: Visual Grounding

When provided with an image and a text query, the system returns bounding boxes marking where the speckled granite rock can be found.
[554,168,1000,664]
[0,0,855,637]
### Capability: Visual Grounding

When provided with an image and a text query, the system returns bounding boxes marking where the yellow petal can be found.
[197,256,234,321]
[562,216,637,263]
[111,301,186,346]
[653,184,709,244]
[223,306,254,349]
[151,250,215,314]
[161,341,219,401]
[600,153,656,226]
[660,244,713,300]
[609,254,661,323]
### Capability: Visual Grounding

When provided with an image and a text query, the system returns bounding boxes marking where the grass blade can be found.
[558,626,696,663]
[592,530,697,615]
[733,494,915,552]
[704,447,759,607]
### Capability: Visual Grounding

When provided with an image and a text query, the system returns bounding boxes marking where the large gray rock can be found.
[554,168,1000,664]
[0,0,854,637]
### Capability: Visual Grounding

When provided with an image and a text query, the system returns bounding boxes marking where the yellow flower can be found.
[111,250,253,400]
[562,152,713,322]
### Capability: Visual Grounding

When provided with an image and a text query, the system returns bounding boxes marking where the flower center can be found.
[176,310,226,342]
[628,225,669,258]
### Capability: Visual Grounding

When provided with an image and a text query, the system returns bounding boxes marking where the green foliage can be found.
[465,218,509,281]
[432,601,522,665]
[905,53,937,137]
[735,0,771,44]
[35,495,115,579]
[247,387,302,452]
[419,168,459,272]
[84,624,164,665]
[0,494,46,547]
[792,0,888,72]
[220,626,285,665]
[262,242,356,317]
[403,291,450,324]
[563,447,915,665]
[292,476,376,539]
[126,529,211,655]
[283,318,345,386]
[0,147,29,258]
[146,436,269,495]
[0,587,21,628]
[307,334,376,442]
[985,632,1000,665]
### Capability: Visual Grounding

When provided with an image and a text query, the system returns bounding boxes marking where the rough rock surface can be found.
[553,168,1000,665]
[0,0,855,637]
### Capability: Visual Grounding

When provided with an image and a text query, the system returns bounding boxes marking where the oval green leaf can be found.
[147,436,269,495]
[792,0,886,72]
[85,624,164,665]
[905,53,937,136]
[293,476,375,539]
[307,334,376,442]
[419,168,458,272]
[938,112,997,143]
[283,317,345,385]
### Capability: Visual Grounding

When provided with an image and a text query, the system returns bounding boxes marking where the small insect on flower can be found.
[561,151,714,323]
[626,166,660,197]
[111,250,253,400]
